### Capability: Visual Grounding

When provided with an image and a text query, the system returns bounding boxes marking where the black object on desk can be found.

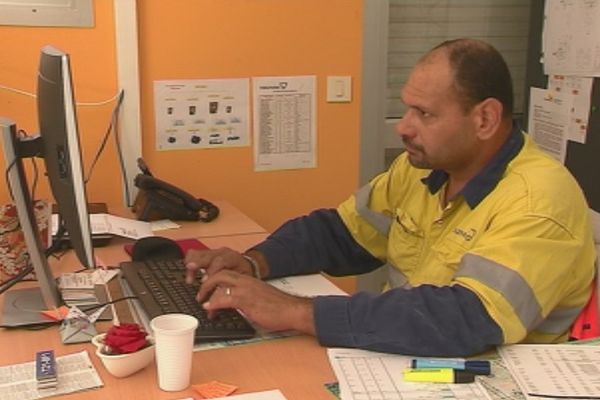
[120,258,256,342]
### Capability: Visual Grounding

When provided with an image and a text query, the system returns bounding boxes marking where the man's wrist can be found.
[242,254,261,279]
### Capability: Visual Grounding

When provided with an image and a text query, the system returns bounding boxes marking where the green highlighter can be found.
[403,368,476,384]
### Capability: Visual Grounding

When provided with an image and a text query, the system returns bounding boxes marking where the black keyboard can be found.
[119,259,256,342]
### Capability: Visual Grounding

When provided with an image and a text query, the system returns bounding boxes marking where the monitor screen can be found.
[38,45,95,270]
[0,45,95,326]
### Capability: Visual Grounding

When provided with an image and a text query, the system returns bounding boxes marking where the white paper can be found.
[499,344,600,399]
[96,214,154,239]
[59,269,119,290]
[252,76,317,171]
[547,75,593,143]
[269,274,348,297]
[204,389,288,400]
[149,219,180,231]
[527,87,571,163]
[52,213,153,240]
[328,348,492,400]
[543,0,600,76]
[0,350,103,400]
[154,78,250,150]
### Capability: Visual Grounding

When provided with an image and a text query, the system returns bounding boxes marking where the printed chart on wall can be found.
[252,75,316,172]
[153,79,250,151]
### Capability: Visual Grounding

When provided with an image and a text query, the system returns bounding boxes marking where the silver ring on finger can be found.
[225,287,232,296]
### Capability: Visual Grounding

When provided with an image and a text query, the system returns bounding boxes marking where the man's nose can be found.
[394,111,413,138]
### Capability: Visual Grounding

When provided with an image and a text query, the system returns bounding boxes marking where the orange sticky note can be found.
[40,306,70,321]
[192,381,237,398]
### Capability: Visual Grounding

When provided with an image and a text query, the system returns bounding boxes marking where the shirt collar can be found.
[421,121,524,209]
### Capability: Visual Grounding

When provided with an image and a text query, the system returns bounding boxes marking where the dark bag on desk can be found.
[131,174,219,223]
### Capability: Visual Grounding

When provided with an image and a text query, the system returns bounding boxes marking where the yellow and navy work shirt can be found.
[253,124,596,357]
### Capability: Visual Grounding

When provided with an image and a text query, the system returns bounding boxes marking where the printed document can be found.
[0,350,102,400]
[527,87,571,163]
[499,344,600,399]
[328,348,492,400]
[252,75,317,171]
[52,213,154,240]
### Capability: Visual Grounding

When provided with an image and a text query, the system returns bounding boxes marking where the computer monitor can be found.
[0,45,95,326]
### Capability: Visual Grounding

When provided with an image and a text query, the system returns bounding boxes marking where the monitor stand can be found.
[1,287,58,327]
[1,286,113,327]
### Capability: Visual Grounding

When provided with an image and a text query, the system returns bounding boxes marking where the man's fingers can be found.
[205,255,226,276]
[185,249,220,283]
[185,261,198,284]
[196,270,244,303]
[202,285,237,311]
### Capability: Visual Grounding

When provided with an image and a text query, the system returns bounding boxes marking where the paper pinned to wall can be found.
[153,78,250,150]
[528,87,572,164]
[542,0,600,76]
[252,76,316,172]
[547,75,594,144]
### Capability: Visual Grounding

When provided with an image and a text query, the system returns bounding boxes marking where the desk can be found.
[0,202,339,400]
[117,199,268,241]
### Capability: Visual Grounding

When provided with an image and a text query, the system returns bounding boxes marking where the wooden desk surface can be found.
[113,199,267,240]
[0,324,337,399]
[0,206,339,400]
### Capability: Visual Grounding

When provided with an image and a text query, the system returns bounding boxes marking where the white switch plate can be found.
[327,76,352,103]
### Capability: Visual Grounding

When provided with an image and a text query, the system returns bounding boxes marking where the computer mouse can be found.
[130,236,184,262]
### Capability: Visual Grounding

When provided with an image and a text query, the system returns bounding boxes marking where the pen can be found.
[410,358,491,375]
[403,368,476,384]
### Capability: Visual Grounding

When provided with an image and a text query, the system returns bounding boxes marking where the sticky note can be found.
[40,306,70,321]
[192,380,237,398]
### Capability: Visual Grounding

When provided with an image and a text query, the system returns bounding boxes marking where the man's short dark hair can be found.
[430,38,514,118]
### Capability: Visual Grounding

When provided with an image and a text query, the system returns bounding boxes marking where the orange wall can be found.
[0,1,119,208]
[137,0,363,232]
[0,1,363,234]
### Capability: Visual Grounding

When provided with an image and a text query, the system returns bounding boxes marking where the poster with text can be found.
[154,78,249,150]
[252,76,317,171]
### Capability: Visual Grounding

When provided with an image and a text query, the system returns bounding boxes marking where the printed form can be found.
[499,344,600,400]
[252,76,316,172]
[328,348,492,400]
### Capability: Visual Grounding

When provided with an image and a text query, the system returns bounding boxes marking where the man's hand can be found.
[196,269,316,335]
[185,247,253,284]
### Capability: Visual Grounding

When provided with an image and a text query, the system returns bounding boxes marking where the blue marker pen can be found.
[410,358,491,375]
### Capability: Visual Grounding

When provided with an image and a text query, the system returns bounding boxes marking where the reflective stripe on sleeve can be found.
[535,305,584,334]
[456,253,581,334]
[456,254,542,330]
[388,264,413,289]
[355,184,392,236]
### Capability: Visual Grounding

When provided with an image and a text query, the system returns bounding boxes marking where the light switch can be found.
[327,76,352,103]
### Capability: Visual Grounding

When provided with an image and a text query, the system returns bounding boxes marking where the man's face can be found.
[395,52,479,172]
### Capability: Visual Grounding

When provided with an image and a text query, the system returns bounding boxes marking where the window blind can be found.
[387,0,531,119]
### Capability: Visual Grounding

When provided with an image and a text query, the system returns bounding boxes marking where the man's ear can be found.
[473,98,503,140]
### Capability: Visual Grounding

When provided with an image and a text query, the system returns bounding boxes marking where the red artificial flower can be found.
[103,323,149,354]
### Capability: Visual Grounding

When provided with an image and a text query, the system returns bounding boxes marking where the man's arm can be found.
[313,284,503,357]
[248,209,503,357]
[251,208,384,279]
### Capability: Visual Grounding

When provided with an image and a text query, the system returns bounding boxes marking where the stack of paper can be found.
[499,344,600,399]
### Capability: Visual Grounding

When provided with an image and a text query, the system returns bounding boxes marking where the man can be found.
[185,39,596,357]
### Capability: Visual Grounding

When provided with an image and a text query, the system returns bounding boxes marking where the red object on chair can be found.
[570,280,599,340]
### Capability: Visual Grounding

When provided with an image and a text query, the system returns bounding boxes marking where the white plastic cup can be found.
[150,313,198,391]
